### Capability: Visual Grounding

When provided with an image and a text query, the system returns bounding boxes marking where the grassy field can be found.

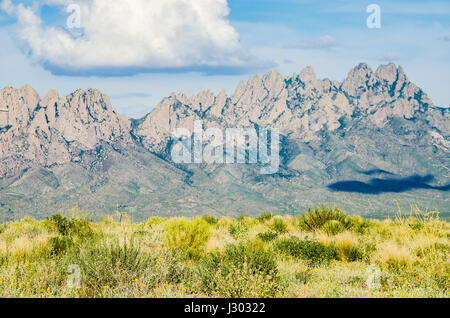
[0,206,448,298]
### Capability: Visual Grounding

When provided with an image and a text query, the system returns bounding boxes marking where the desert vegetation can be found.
[0,206,448,298]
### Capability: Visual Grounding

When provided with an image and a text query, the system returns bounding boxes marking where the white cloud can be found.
[1,0,263,76]
[0,0,15,15]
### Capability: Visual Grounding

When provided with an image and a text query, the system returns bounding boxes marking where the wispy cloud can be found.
[283,35,339,50]
[440,35,450,42]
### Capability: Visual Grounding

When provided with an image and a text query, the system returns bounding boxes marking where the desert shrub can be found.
[421,242,450,256]
[258,212,274,223]
[275,236,337,266]
[146,217,165,228]
[294,268,314,284]
[359,241,377,262]
[69,219,94,239]
[348,215,374,234]
[2,217,46,241]
[197,242,280,297]
[127,248,192,288]
[199,262,279,298]
[201,216,218,225]
[332,232,365,262]
[216,217,233,229]
[372,242,414,270]
[163,218,211,257]
[46,214,93,239]
[257,231,279,242]
[133,229,151,238]
[237,215,250,222]
[48,236,74,256]
[0,223,6,234]
[222,242,277,276]
[75,238,151,296]
[47,215,70,236]
[406,217,425,231]
[6,234,52,262]
[269,217,288,234]
[408,222,424,231]
[298,205,352,232]
[323,220,344,236]
[228,220,249,239]
[237,216,258,228]
[156,249,191,284]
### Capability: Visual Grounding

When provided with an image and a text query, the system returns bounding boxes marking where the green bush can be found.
[323,220,345,236]
[48,236,74,256]
[46,214,93,239]
[269,217,288,234]
[258,212,274,223]
[237,216,258,227]
[155,249,191,284]
[223,243,277,276]
[46,214,70,236]
[75,238,151,296]
[275,236,337,266]
[228,220,249,239]
[163,218,211,257]
[257,231,279,242]
[0,223,6,234]
[335,243,365,262]
[198,242,280,297]
[201,216,218,225]
[298,205,352,232]
[348,215,373,234]
[146,217,165,228]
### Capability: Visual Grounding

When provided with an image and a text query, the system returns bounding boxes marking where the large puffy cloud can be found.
[1,0,263,76]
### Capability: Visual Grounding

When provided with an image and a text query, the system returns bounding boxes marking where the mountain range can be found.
[0,63,448,221]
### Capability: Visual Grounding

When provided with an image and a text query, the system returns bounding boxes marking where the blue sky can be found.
[0,0,449,118]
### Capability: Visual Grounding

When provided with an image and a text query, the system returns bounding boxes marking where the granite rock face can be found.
[0,63,448,220]
[135,63,447,154]
[0,86,132,177]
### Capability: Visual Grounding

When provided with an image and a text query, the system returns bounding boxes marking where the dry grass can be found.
[0,208,448,298]
[372,241,415,269]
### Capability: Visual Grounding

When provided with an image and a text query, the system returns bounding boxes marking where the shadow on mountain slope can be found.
[327,175,450,194]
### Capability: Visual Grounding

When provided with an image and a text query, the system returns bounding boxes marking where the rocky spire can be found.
[0,63,443,178]
[0,87,132,177]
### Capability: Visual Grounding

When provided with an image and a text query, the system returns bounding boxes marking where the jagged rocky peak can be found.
[298,66,317,83]
[0,86,133,177]
[1,63,445,178]
[262,70,285,97]
[338,62,434,122]
[341,62,374,97]
[188,89,217,112]
[49,88,132,148]
[376,63,404,84]
[0,84,40,128]
[135,62,444,154]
